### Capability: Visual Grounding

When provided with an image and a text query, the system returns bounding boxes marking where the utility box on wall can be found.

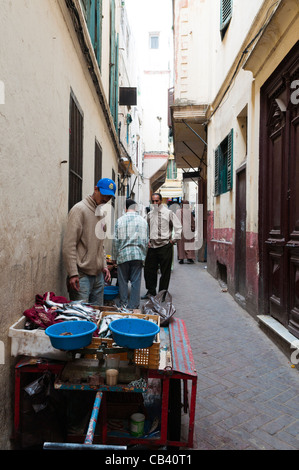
[119,87,137,106]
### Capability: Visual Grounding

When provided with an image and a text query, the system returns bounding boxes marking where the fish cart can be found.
[47,312,197,450]
[13,312,197,449]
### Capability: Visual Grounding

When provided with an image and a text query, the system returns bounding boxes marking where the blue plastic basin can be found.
[45,321,97,351]
[109,318,160,349]
[104,285,119,301]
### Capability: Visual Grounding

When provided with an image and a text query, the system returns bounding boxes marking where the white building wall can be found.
[174,0,264,106]
[126,0,173,206]
[126,0,173,152]
[0,0,123,447]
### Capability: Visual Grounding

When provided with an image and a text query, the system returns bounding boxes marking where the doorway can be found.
[235,166,247,298]
[259,41,299,338]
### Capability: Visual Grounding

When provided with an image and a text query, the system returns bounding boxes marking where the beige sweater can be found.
[63,196,107,278]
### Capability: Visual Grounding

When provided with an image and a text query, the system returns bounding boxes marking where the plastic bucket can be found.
[109,318,160,349]
[130,413,145,437]
[45,321,97,351]
[104,285,119,300]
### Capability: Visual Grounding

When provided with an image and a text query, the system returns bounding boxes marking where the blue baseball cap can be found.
[97,178,116,197]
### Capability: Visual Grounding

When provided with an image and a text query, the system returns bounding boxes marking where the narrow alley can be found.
[146,255,299,450]
[1,0,299,451]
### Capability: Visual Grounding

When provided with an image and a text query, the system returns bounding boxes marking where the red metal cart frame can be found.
[13,318,197,449]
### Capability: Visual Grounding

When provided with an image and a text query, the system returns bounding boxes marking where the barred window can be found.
[94,139,102,186]
[69,92,84,210]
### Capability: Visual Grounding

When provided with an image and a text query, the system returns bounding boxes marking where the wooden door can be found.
[235,167,246,297]
[260,41,299,337]
[288,69,299,337]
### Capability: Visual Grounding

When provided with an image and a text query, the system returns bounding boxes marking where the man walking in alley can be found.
[176,200,196,264]
[63,178,116,306]
[142,193,182,298]
[112,198,149,309]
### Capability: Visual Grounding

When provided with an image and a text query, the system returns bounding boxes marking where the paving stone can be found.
[252,428,297,450]
[140,258,299,450]
[237,413,275,433]
[274,430,299,448]
[261,415,297,435]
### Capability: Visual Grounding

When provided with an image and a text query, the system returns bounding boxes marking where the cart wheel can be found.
[167,379,181,448]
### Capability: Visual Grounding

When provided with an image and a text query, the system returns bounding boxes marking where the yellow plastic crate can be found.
[91,311,160,369]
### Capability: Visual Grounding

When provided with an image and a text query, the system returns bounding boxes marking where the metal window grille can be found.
[94,139,102,186]
[69,94,83,210]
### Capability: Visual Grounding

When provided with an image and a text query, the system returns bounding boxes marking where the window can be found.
[94,139,102,185]
[149,33,159,49]
[167,159,177,180]
[80,0,103,68]
[220,0,233,39]
[69,93,84,210]
[214,129,233,196]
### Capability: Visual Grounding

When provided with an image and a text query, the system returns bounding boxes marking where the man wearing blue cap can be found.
[63,178,116,305]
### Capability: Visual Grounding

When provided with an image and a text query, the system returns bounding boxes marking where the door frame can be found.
[235,163,247,298]
[259,41,299,327]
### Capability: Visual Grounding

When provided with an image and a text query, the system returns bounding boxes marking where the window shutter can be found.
[96,0,103,68]
[227,129,233,191]
[94,139,102,185]
[215,147,220,196]
[69,93,83,210]
[220,0,233,37]
[80,0,102,68]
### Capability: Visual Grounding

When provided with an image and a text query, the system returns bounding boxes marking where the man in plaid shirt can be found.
[112,199,149,309]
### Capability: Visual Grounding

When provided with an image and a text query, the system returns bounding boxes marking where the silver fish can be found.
[55,315,88,322]
[68,301,98,313]
[98,314,130,337]
[59,310,91,320]
[44,300,65,308]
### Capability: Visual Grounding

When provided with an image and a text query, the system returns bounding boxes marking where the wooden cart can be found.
[14,318,197,449]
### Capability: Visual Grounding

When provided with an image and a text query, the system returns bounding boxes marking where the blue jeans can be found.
[117,260,143,309]
[69,271,104,305]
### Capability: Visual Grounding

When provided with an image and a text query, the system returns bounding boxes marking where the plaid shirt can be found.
[112,212,149,264]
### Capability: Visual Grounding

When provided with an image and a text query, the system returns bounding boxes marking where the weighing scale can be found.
[54,340,147,392]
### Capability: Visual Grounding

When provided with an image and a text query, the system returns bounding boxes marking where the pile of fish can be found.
[23,290,141,330]
[98,314,134,338]
[44,299,102,324]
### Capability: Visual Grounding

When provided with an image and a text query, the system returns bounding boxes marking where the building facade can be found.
[0,0,139,447]
[171,0,299,345]
[126,0,174,207]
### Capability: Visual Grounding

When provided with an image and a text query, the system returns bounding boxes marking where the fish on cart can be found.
[98,314,132,338]
[44,300,102,323]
